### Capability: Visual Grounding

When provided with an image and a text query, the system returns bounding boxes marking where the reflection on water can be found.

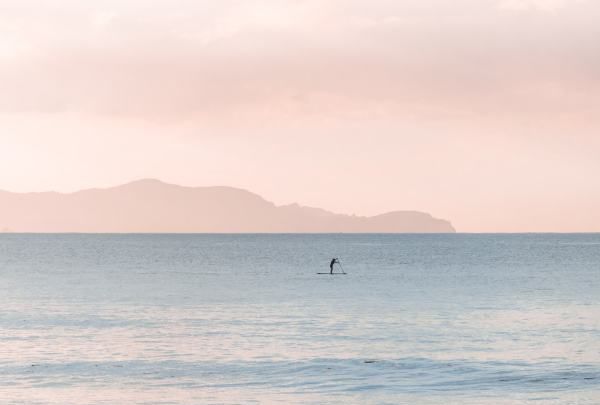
[0,234,599,404]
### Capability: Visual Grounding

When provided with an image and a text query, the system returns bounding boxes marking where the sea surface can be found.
[0,234,599,404]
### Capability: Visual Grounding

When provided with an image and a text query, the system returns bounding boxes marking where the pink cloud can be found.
[0,0,598,126]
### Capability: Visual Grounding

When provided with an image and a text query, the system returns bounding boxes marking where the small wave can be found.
[2,358,599,395]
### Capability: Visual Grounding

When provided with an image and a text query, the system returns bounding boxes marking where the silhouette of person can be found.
[330,258,339,274]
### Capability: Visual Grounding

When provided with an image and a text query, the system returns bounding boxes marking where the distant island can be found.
[0,179,455,233]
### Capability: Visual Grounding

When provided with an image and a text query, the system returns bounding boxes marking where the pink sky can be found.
[1,0,599,232]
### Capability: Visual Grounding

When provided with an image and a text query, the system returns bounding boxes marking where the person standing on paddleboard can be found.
[329,258,340,274]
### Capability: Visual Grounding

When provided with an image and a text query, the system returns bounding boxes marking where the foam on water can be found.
[0,234,599,404]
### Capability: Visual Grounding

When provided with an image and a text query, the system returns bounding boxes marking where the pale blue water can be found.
[0,234,599,404]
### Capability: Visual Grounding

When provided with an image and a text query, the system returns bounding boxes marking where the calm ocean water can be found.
[0,234,599,404]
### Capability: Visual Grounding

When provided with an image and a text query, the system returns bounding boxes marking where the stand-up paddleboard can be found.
[317,273,346,275]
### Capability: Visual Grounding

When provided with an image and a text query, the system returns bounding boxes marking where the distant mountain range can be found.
[0,179,455,233]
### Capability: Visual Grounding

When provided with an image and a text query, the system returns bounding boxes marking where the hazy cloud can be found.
[0,0,598,124]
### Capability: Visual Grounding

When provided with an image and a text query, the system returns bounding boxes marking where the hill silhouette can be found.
[0,179,455,233]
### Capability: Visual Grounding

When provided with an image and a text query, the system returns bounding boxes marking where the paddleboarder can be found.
[329,258,340,274]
